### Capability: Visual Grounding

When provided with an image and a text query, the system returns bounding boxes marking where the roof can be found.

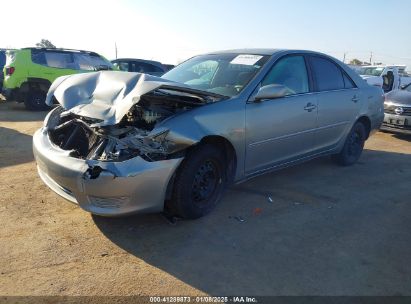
[111,58,164,66]
[205,48,284,56]
[203,48,332,57]
[22,47,99,55]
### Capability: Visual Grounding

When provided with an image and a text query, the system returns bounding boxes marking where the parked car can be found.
[111,58,167,76]
[0,49,8,92]
[33,49,384,219]
[382,83,411,133]
[2,47,114,110]
[353,65,411,92]
[163,64,175,71]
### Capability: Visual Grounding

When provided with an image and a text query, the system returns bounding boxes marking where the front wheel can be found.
[168,144,227,219]
[332,121,366,166]
[24,89,50,111]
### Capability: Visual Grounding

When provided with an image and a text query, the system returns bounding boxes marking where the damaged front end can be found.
[45,72,225,163]
[34,71,226,215]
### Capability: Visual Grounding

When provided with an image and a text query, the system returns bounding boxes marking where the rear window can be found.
[31,50,113,71]
[309,56,345,91]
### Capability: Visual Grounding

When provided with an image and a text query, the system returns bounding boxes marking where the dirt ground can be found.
[0,99,411,296]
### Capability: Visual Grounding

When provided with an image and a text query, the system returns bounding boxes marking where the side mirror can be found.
[254,84,290,102]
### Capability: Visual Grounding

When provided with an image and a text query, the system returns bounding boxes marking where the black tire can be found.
[24,89,50,111]
[333,121,366,166]
[168,144,227,219]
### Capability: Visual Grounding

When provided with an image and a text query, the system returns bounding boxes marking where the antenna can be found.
[115,42,118,59]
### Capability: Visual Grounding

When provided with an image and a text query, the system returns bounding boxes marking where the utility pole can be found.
[343,52,346,63]
[115,42,118,59]
[369,51,373,65]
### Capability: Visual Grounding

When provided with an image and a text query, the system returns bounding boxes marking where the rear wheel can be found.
[24,89,50,111]
[333,121,366,166]
[168,144,227,219]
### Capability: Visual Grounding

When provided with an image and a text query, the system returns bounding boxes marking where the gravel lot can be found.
[0,100,410,296]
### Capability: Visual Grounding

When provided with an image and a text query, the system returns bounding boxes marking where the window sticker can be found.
[230,54,263,66]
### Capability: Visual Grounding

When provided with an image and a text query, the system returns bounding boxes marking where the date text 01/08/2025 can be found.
[149,296,258,303]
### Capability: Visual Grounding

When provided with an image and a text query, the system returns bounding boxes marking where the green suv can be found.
[2,48,113,110]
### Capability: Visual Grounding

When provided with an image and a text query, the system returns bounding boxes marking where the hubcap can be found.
[191,159,219,204]
[33,92,44,106]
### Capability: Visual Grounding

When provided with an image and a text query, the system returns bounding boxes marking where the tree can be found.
[35,39,56,48]
[349,58,362,65]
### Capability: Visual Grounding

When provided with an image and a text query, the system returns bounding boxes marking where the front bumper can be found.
[382,112,411,134]
[33,127,183,216]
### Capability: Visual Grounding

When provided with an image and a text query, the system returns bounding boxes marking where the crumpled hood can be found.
[46,71,188,126]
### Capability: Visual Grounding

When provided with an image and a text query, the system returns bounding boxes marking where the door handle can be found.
[352,95,359,103]
[304,103,317,112]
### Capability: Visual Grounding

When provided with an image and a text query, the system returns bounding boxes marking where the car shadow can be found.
[379,128,411,141]
[393,133,411,142]
[93,149,411,295]
[0,126,35,168]
[0,100,49,122]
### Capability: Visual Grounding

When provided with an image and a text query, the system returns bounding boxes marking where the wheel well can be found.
[20,79,51,95]
[200,135,237,183]
[357,116,371,139]
[164,135,237,204]
[163,135,237,209]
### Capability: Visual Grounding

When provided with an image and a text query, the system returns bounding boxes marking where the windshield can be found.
[357,67,384,76]
[162,53,269,97]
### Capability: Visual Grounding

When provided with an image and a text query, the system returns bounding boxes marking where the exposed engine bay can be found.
[46,86,224,162]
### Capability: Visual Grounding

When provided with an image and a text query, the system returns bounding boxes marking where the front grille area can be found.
[384,105,411,116]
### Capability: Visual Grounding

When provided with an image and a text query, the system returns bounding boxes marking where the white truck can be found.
[349,65,411,92]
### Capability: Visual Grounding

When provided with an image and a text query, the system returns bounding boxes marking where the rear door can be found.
[307,55,360,151]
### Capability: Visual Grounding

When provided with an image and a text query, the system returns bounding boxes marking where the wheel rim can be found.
[347,130,362,157]
[33,92,45,106]
[191,159,220,204]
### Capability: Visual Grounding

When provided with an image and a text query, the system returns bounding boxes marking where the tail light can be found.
[5,67,15,76]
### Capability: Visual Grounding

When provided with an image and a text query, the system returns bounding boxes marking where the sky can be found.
[3,0,411,70]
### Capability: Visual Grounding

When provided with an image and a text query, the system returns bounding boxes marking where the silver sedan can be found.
[33,49,384,218]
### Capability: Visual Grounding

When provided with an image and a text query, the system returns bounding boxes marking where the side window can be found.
[44,52,76,69]
[134,62,164,73]
[261,56,309,95]
[114,61,129,71]
[31,51,47,65]
[144,63,163,73]
[74,53,111,71]
[128,62,136,72]
[133,63,145,73]
[309,56,345,91]
[343,72,356,89]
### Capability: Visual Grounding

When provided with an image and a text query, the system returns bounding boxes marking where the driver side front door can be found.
[245,55,318,174]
